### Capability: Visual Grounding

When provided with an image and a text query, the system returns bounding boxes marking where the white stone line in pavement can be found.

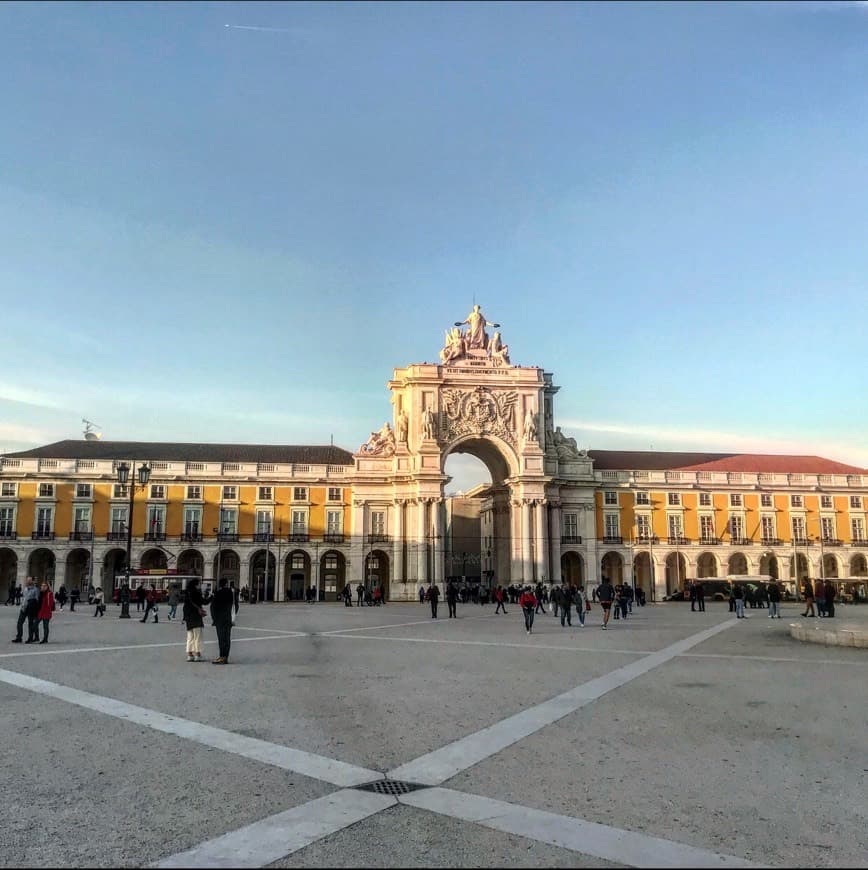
[402,788,765,869]
[324,632,655,656]
[232,626,308,636]
[318,612,496,635]
[0,668,380,787]
[152,789,395,868]
[682,652,868,666]
[0,634,301,659]
[389,619,739,786]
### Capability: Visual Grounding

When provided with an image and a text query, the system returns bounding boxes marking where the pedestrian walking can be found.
[357,583,365,606]
[597,578,615,629]
[728,584,736,613]
[418,581,426,604]
[70,587,79,612]
[57,585,68,611]
[140,584,159,623]
[12,577,39,643]
[135,584,146,612]
[15,584,23,606]
[519,586,537,634]
[617,583,629,620]
[427,582,440,618]
[167,584,180,620]
[800,578,815,617]
[446,580,458,618]
[539,582,551,616]
[210,578,235,664]
[3,583,14,606]
[183,577,209,662]
[823,579,836,619]
[734,584,747,619]
[494,586,508,614]
[767,580,782,618]
[559,584,573,627]
[689,580,697,612]
[574,584,587,627]
[814,578,826,618]
[694,580,705,612]
[36,581,55,643]
[92,587,106,617]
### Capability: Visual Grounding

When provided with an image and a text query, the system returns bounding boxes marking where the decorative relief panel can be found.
[440,386,519,445]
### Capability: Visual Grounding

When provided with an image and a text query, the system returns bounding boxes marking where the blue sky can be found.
[1,1,867,489]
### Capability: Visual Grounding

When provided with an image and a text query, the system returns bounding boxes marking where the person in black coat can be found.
[446,580,458,618]
[210,578,235,664]
[183,577,209,662]
[427,582,440,618]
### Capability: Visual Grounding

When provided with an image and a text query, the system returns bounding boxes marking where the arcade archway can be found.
[28,548,55,584]
[250,550,277,602]
[560,551,584,585]
[284,550,309,601]
[0,549,17,602]
[321,550,346,601]
[65,548,90,589]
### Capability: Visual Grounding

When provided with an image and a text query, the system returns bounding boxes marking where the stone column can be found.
[416,499,428,583]
[392,499,404,584]
[533,499,546,583]
[433,499,445,587]
[510,499,523,584]
[549,501,561,584]
[521,500,532,584]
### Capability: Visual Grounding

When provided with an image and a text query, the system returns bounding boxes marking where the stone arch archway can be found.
[822,553,840,578]
[178,549,204,576]
[103,549,127,594]
[728,552,749,576]
[0,548,17,602]
[850,554,867,577]
[140,549,167,571]
[365,549,390,596]
[633,551,654,600]
[760,552,780,580]
[250,550,277,602]
[284,550,309,601]
[213,550,240,588]
[320,550,346,601]
[65,548,90,588]
[28,548,55,584]
[560,551,584,585]
[697,552,719,579]
[600,551,623,584]
[665,552,687,594]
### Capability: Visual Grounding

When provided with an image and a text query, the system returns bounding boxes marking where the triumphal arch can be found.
[351,305,597,601]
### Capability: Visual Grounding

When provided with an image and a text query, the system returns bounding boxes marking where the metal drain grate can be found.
[354,779,429,796]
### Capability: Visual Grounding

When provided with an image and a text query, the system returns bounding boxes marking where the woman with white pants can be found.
[183,577,209,662]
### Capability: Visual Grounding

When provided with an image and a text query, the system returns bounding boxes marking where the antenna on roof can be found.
[330,433,334,446]
[82,418,103,441]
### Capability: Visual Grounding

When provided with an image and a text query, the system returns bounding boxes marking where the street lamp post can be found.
[116,461,151,618]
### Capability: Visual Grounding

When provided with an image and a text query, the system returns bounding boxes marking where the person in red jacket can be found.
[37,581,55,644]
[519,586,537,634]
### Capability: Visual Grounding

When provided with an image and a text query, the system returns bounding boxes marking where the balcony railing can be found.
[667,536,690,545]
[106,531,126,541]
[761,537,782,546]
[180,532,203,542]
[851,539,866,547]
[0,530,17,540]
[821,538,843,547]
[217,532,239,542]
[32,531,55,540]
[288,532,310,543]
[144,532,166,542]
[367,534,391,544]
[253,532,275,542]
[561,535,582,544]
[323,533,345,544]
[792,538,810,547]
[699,537,721,546]
[635,535,659,545]
[68,531,93,542]
[601,535,623,545]
[729,537,753,546]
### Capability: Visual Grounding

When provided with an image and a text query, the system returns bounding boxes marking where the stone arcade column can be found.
[510,500,523,584]
[533,499,546,583]
[548,500,561,584]
[433,498,446,588]
[521,499,533,584]
[416,498,429,584]
[392,499,405,585]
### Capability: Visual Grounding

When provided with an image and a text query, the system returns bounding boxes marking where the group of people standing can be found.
[799,578,838,619]
[11,576,55,644]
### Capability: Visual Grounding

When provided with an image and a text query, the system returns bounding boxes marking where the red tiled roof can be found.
[588,450,864,474]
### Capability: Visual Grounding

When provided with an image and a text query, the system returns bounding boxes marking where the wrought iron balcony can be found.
[68,531,93,542]
[106,531,127,541]
[323,533,345,544]
[850,539,866,547]
[217,532,239,542]
[821,538,843,547]
[31,531,55,540]
[367,534,391,544]
[792,538,810,547]
[699,537,721,546]
[601,536,623,545]
[180,531,203,542]
[667,536,690,546]
[561,535,582,544]
[144,532,166,542]
[729,537,753,546]
[288,532,310,543]
[635,535,659,544]
[0,530,17,540]
[253,533,275,542]
[761,537,782,546]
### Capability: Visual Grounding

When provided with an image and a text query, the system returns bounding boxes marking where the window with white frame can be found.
[852,517,865,543]
[730,493,743,507]
[370,510,386,536]
[792,516,806,540]
[222,485,237,501]
[291,510,308,536]
[699,492,712,507]
[113,484,128,498]
[1,482,16,497]
[326,510,342,534]
[668,514,683,538]
[38,483,54,498]
[563,513,578,539]
[820,494,833,509]
[0,507,14,536]
[183,507,201,536]
[790,494,803,508]
[73,506,91,533]
[667,492,681,506]
[291,553,306,571]
[256,509,273,535]
[761,516,776,540]
[111,507,127,535]
[75,483,92,499]
[635,491,649,505]
[258,486,273,501]
[604,513,620,538]
[147,505,165,535]
[700,515,715,541]
[820,516,836,540]
[604,491,618,506]
[636,514,651,539]
[328,487,342,502]
[35,506,52,534]
[850,495,863,509]
[186,485,201,500]
[293,487,307,502]
[761,493,773,508]
[728,514,744,540]
[219,508,237,534]
[149,484,165,499]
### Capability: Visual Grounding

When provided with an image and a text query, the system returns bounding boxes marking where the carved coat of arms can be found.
[440,386,518,444]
